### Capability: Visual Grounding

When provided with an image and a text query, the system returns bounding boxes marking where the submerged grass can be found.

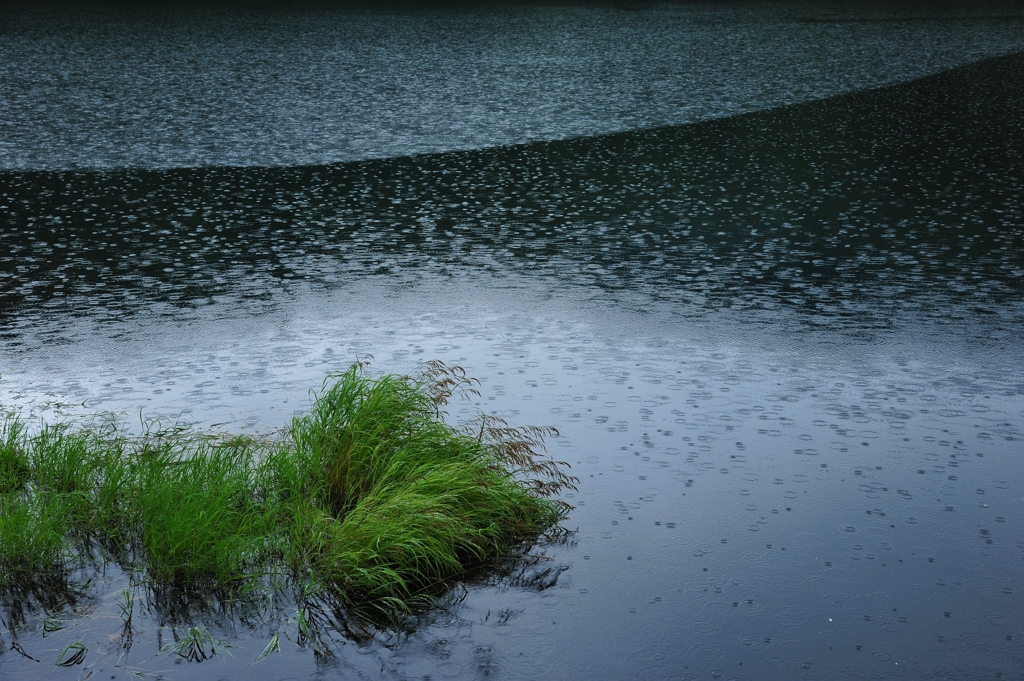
[0,361,575,623]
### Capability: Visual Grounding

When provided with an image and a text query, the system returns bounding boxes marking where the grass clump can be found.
[0,361,575,621]
[136,438,274,585]
[0,417,31,495]
[0,493,72,581]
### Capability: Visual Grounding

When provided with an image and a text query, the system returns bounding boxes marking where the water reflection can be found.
[1,14,1023,681]
[3,53,1022,342]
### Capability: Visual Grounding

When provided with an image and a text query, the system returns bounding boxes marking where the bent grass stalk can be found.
[55,641,87,666]
[0,361,576,624]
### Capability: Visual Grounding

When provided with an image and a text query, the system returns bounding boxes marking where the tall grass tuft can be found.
[0,362,576,623]
[0,416,74,585]
[0,416,31,495]
[137,436,274,585]
[0,493,72,585]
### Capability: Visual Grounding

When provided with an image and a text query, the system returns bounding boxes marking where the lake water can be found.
[2,3,1024,680]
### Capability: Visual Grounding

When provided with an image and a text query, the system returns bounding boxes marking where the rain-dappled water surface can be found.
[2,3,1024,680]
[2,3,1024,169]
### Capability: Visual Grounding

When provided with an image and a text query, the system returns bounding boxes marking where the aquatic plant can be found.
[55,640,87,666]
[0,361,575,624]
[165,625,224,662]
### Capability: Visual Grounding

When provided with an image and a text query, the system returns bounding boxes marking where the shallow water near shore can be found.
[2,3,1024,679]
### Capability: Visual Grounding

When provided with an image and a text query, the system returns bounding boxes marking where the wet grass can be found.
[0,361,575,624]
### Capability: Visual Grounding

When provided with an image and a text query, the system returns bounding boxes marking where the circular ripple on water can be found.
[691,620,719,634]
[437,662,465,678]
[686,641,723,662]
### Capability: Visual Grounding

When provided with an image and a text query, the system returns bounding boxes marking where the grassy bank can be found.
[0,361,575,622]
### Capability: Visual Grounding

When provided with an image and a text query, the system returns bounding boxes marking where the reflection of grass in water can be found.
[0,361,575,626]
[55,640,87,666]
[164,625,224,662]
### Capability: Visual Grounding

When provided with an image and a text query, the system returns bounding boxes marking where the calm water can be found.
[2,3,1024,680]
